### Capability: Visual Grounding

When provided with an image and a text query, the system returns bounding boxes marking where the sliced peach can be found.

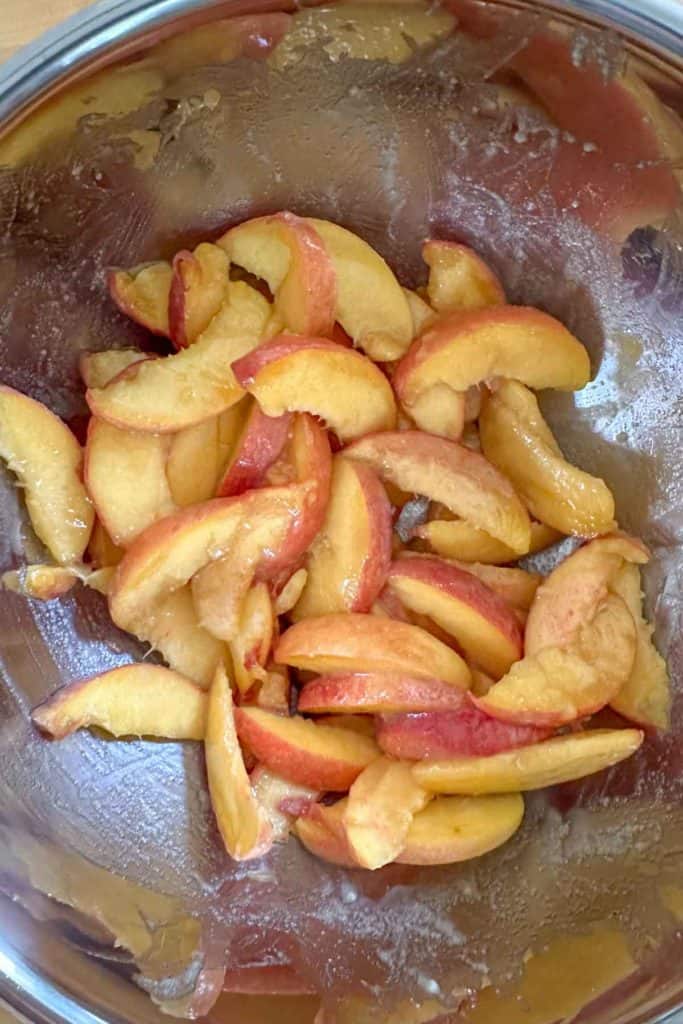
[316,714,376,739]
[216,402,291,497]
[168,243,230,348]
[308,218,413,360]
[393,306,590,433]
[479,381,615,536]
[107,261,172,337]
[88,519,124,568]
[205,665,273,860]
[398,793,524,865]
[276,613,470,690]
[422,240,505,313]
[609,563,671,730]
[477,595,636,726]
[415,518,562,564]
[32,664,207,740]
[345,430,531,555]
[79,348,150,389]
[403,288,437,336]
[342,757,431,869]
[294,800,358,867]
[3,563,79,601]
[234,707,379,790]
[414,729,644,794]
[88,281,271,432]
[0,385,93,563]
[386,556,523,678]
[228,582,275,694]
[525,532,649,655]
[452,561,541,612]
[376,703,551,759]
[405,382,466,441]
[293,456,392,619]
[249,663,291,714]
[273,567,308,615]
[218,211,336,336]
[297,673,465,715]
[250,766,320,843]
[84,418,175,547]
[138,587,227,689]
[232,334,396,441]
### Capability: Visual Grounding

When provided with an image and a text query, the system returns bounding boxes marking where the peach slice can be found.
[32,664,207,740]
[250,766,320,843]
[479,381,616,536]
[376,702,551,759]
[386,556,523,678]
[108,261,172,337]
[3,563,79,601]
[273,567,308,615]
[249,663,291,714]
[88,519,125,568]
[218,211,336,337]
[413,729,644,795]
[397,793,524,865]
[341,757,431,869]
[79,348,150,389]
[393,306,590,432]
[168,243,230,348]
[293,456,392,619]
[294,800,358,867]
[316,714,376,739]
[609,563,671,730]
[415,518,562,564]
[525,532,649,655]
[234,707,380,790]
[205,665,273,860]
[232,334,396,441]
[453,561,541,612]
[477,595,636,726]
[403,288,437,336]
[84,418,175,547]
[229,582,275,694]
[297,673,465,715]
[166,402,247,508]
[137,587,227,690]
[422,240,505,314]
[345,430,531,555]
[405,382,466,441]
[276,613,471,690]
[307,218,414,361]
[216,402,291,497]
[0,385,93,564]
[88,280,272,433]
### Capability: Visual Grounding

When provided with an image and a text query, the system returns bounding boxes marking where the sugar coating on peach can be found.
[397,793,524,865]
[107,261,172,337]
[422,239,505,313]
[297,672,465,715]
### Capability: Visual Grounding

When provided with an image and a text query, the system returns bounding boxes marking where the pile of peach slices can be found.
[1,212,670,870]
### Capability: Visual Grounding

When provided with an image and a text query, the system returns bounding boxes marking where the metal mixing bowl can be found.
[0,1,681,1022]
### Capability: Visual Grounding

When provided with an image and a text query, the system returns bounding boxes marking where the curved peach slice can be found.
[205,665,273,860]
[32,664,207,740]
[386,556,523,678]
[166,402,248,508]
[137,587,227,689]
[308,218,413,360]
[525,532,649,655]
[415,518,562,564]
[250,766,320,843]
[273,567,308,615]
[168,243,230,348]
[609,563,670,730]
[297,673,465,715]
[84,418,175,547]
[342,757,430,869]
[477,595,636,727]
[232,334,396,441]
[414,729,644,795]
[79,348,150,389]
[88,281,271,432]
[454,562,541,611]
[293,456,392,619]
[403,288,437,336]
[393,306,591,430]
[316,714,376,739]
[422,240,505,314]
[228,582,275,694]
[276,613,471,690]
[216,403,291,497]
[345,431,531,555]
[3,563,79,601]
[294,800,358,867]
[405,382,466,441]
[234,707,379,790]
[397,793,524,865]
[0,385,93,564]
[108,261,172,337]
[249,663,291,714]
[88,520,124,568]
[479,381,615,536]
[376,703,551,759]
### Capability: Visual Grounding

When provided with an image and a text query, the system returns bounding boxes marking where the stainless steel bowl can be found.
[0,2,681,1022]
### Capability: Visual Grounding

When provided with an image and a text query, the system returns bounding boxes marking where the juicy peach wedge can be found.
[250,765,320,843]
[79,348,150,389]
[422,240,505,313]
[414,729,644,795]
[298,672,465,715]
[3,563,80,601]
[0,385,93,564]
[168,242,229,348]
[294,800,359,867]
[345,430,531,555]
[416,518,562,564]
[108,261,172,337]
[166,402,248,508]
[216,402,291,497]
[398,793,524,865]
[140,586,227,690]
[32,664,207,740]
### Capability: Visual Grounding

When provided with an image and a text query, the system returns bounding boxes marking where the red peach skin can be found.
[297,673,465,715]
[216,403,291,497]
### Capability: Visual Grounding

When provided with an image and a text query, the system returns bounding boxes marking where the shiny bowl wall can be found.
[0,2,681,1023]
